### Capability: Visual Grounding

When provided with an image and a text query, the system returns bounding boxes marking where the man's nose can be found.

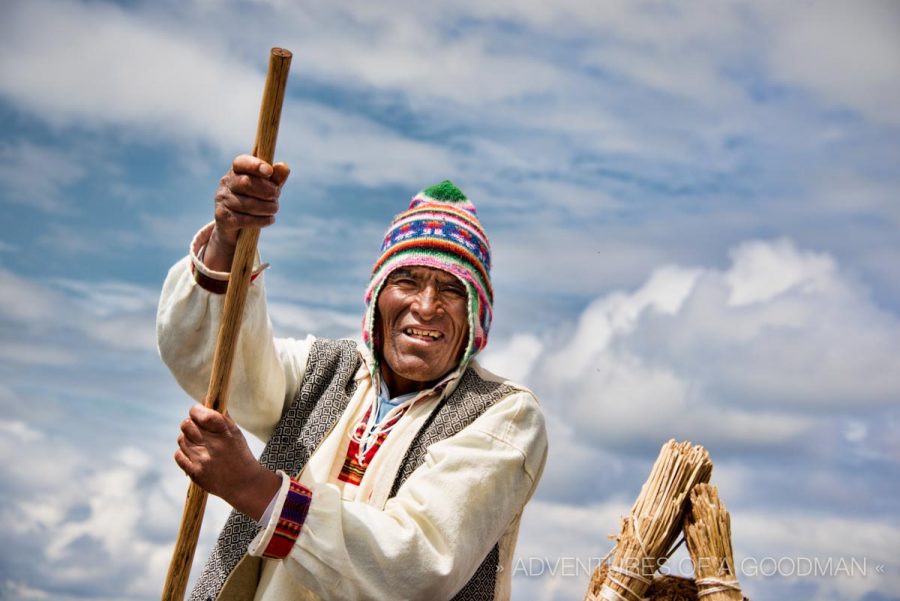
[412,285,442,319]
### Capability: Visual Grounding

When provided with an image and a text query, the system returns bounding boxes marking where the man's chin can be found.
[383,354,446,383]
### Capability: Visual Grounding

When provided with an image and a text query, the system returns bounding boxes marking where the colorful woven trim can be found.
[338,405,407,486]
[190,261,262,295]
[260,478,313,559]
[362,180,493,377]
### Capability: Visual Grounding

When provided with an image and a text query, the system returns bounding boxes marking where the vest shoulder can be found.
[467,360,540,403]
[310,337,359,353]
[306,337,362,363]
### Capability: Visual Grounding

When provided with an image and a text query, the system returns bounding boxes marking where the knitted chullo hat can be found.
[363,180,493,379]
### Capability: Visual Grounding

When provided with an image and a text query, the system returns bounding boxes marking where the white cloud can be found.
[1,581,50,600]
[726,238,836,306]
[268,301,359,340]
[0,342,77,367]
[544,265,702,383]
[0,267,161,362]
[0,141,85,213]
[442,0,900,128]
[0,420,43,443]
[0,0,261,150]
[492,238,900,456]
[512,498,629,601]
[733,510,900,600]
[479,333,543,385]
[761,0,900,126]
[0,267,60,323]
[55,279,160,318]
[272,101,458,189]
[566,351,816,450]
[0,1,460,189]
[0,415,231,599]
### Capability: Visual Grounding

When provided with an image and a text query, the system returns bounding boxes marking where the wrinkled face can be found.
[376,266,469,396]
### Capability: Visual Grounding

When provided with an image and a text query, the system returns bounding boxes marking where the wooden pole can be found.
[161,47,292,601]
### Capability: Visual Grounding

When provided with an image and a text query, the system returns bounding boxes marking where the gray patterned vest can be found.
[190,338,520,601]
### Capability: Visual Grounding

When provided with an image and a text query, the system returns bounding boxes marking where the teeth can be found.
[405,327,441,339]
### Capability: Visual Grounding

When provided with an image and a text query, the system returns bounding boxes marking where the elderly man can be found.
[157,155,548,601]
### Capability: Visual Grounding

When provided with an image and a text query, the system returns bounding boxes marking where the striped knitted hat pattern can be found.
[363,180,493,375]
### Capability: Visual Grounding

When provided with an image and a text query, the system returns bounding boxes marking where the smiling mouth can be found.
[403,327,443,341]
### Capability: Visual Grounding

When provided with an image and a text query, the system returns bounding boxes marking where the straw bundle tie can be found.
[695,577,742,597]
[599,565,652,601]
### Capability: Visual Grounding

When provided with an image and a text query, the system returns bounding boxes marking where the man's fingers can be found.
[215,204,276,231]
[180,418,203,444]
[177,433,193,459]
[232,154,273,177]
[189,404,229,434]
[221,411,240,435]
[226,172,281,200]
[174,448,194,477]
[271,162,291,186]
[217,190,279,218]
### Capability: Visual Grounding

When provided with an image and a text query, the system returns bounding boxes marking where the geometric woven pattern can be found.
[189,338,360,601]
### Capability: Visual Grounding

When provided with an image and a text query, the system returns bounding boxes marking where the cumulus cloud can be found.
[524,238,900,455]
[487,236,900,594]
[479,333,543,385]
[725,238,836,306]
[0,415,231,599]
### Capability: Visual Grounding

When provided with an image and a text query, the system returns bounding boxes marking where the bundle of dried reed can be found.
[584,440,714,601]
[683,484,743,600]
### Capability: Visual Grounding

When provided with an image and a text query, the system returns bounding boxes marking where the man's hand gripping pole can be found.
[161,47,292,601]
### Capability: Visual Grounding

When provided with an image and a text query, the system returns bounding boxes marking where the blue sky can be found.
[1,1,899,599]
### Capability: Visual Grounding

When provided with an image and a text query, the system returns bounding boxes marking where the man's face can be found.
[377,266,469,396]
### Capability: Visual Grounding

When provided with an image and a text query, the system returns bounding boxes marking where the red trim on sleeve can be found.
[261,478,313,559]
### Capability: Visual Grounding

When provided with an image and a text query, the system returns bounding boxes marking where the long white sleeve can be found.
[156,253,314,442]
